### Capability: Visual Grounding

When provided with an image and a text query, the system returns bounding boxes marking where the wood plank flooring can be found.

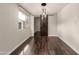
[33,32,77,55]
[10,32,78,55]
[48,37,77,55]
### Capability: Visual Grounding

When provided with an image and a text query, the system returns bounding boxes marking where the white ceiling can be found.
[20,3,68,16]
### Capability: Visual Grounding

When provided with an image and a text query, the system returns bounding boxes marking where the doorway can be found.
[34,15,48,36]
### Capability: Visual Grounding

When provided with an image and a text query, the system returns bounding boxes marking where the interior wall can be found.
[34,17,40,32]
[57,3,79,54]
[30,16,34,36]
[48,15,57,36]
[0,3,32,54]
[34,16,57,36]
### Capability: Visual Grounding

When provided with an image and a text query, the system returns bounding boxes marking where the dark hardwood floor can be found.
[47,37,77,55]
[34,32,77,55]
[10,32,78,55]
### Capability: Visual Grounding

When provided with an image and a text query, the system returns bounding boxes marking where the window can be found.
[18,11,26,21]
[18,10,27,30]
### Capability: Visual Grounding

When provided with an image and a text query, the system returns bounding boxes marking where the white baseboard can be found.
[57,34,79,54]
[48,34,57,36]
[8,35,32,55]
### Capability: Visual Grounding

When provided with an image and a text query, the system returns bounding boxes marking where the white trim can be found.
[48,34,58,36]
[7,35,32,55]
[57,34,79,54]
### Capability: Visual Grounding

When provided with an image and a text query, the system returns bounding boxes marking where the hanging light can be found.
[41,3,47,19]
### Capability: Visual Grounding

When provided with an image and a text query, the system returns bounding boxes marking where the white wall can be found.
[48,15,57,36]
[57,3,79,54]
[34,16,57,36]
[34,17,40,32]
[30,16,34,36]
[0,3,32,54]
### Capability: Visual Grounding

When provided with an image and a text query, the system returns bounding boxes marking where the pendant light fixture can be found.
[41,3,47,19]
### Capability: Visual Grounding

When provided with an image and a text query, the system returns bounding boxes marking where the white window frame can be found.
[18,10,28,30]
